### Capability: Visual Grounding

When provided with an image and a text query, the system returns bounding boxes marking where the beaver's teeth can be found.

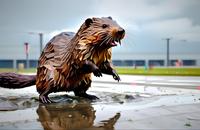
[113,42,117,46]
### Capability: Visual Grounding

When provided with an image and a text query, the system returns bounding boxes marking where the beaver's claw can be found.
[93,68,102,77]
[112,71,120,82]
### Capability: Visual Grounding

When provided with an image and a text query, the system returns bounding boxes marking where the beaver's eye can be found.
[102,24,109,28]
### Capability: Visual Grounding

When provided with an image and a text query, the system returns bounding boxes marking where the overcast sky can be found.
[0,0,200,59]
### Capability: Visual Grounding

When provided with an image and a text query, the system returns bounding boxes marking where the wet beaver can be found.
[0,17,125,103]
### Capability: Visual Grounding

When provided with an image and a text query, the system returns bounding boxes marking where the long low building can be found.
[0,52,199,68]
[112,53,200,67]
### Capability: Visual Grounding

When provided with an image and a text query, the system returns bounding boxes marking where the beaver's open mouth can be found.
[110,39,121,47]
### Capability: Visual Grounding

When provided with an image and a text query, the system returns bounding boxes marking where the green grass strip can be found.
[116,67,200,76]
[0,67,200,76]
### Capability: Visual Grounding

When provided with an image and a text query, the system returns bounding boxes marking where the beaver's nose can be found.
[117,28,125,36]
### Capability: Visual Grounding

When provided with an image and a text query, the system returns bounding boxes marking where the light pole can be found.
[163,38,172,67]
[39,33,43,54]
[24,42,29,69]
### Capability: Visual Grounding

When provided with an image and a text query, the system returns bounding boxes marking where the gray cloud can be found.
[0,0,200,59]
[0,0,96,32]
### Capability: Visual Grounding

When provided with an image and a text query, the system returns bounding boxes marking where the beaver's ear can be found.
[108,16,112,20]
[85,18,93,27]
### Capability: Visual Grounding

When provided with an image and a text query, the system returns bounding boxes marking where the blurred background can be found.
[0,0,200,70]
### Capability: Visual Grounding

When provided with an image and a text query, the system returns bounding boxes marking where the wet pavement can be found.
[0,75,200,130]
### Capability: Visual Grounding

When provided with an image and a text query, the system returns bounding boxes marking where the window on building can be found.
[148,60,164,66]
[112,60,123,66]
[30,60,38,68]
[124,60,134,66]
[182,60,196,66]
[134,60,145,66]
[113,60,145,66]
[0,60,13,68]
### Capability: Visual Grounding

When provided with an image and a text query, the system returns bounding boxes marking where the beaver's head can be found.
[77,17,125,49]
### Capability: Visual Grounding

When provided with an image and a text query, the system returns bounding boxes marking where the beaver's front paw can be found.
[93,67,102,77]
[112,71,121,82]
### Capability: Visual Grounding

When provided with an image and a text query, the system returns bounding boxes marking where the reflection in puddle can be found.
[37,102,120,130]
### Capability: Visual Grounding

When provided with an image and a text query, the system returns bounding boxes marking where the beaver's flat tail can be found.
[0,72,36,89]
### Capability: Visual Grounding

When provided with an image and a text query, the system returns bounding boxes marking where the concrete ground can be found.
[0,74,200,130]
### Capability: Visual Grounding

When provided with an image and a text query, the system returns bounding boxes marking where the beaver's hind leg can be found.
[38,80,56,103]
[37,66,55,103]
[73,79,99,100]
[39,88,54,103]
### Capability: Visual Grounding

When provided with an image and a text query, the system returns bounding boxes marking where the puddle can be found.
[0,97,122,130]
[1,76,200,130]
[0,90,200,130]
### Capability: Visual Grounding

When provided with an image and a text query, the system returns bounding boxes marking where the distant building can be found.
[0,52,199,68]
[112,53,200,67]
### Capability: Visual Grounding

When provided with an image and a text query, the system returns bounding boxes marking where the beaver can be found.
[0,17,125,103]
